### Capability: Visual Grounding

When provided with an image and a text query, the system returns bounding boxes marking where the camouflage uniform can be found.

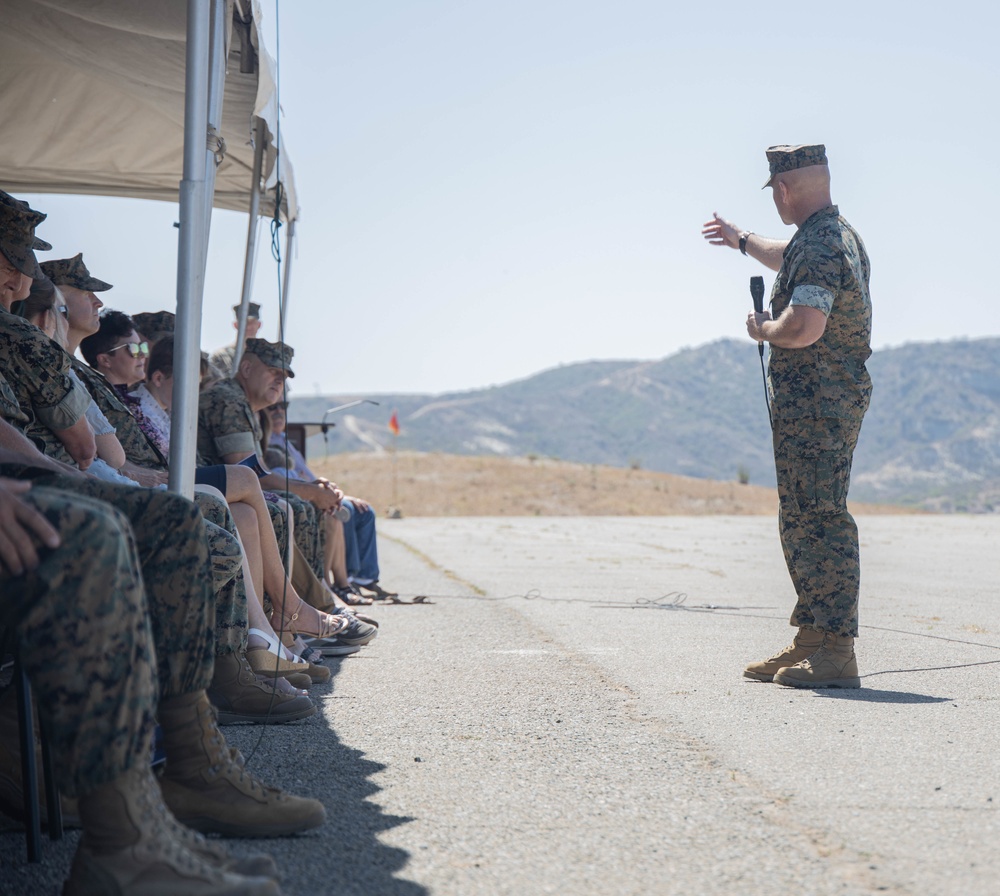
[0,315,246,655]
[0,474,215,797]
[767,198,872,638]
[209,344,237,379]
[199,374,327,581]
[0,306,90,465]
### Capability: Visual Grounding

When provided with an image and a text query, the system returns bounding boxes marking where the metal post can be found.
[233,115,266,372]
[279,217,295,339]
[200,0,227,265]
[170,0,211,498]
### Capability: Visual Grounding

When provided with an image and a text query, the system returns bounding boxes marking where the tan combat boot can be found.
[773,634,861,689]
[158,690,326,838]
[743,627,825,682]
[207,651,316,725]
[64,764,281,895]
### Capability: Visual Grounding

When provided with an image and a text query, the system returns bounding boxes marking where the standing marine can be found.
[702,144,872,688]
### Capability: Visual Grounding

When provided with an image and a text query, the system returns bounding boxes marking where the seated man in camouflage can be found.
[0,472,288,895]
[0,197,323,848]
[36,252,327,717]
[198,339,377,646]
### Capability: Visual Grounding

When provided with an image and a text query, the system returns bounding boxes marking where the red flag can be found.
[388,411,400,436]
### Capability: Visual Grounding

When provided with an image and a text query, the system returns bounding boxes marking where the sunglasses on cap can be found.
[107,341,150,358]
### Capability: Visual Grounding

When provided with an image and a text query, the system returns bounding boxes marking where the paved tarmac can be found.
[2,514,998,895]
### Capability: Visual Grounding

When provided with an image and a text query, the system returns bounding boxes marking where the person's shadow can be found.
[813,688,951,704]
[227,655,429,896]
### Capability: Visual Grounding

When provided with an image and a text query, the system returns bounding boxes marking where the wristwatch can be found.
[739,231,753,256]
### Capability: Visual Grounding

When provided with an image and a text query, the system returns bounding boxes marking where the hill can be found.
[291,337,1000,512]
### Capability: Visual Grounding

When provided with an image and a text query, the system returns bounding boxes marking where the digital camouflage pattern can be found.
[209,344,237,379]
[0,471,217,795]
[198,376,327,578]
[190,489,248,656]
[0,484,159,796]
[243,338,295,378]
[0,191,47,278]
[766,198,872,639]
[132,310,175,343]
[198,376,262,464]
[772,416,862,637]
[0,307,90,464]
[3,342,247,655]
[767,206,872,421]
[762,144,828,188]
[39,253,113,291]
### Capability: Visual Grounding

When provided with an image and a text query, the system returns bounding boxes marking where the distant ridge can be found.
[292,337,1000,512]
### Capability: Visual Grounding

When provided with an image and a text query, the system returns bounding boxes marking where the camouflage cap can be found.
[40,253,113,291]
[132,310,175,341]
[244,337,295,377]
[233,302,260,319]
[0,190,47,278]
[762,144,828,189]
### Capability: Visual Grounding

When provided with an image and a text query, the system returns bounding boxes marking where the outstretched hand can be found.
[701,213,741,249]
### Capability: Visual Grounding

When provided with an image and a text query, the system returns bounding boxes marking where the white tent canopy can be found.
[0,0,297,221]
[1,0,300,496]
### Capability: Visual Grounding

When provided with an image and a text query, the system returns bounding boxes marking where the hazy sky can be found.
[23,0,1000,396]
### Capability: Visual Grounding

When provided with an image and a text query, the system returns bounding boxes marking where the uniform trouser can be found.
[191,489,247,656]
[0,475,214,796]
[30,477,245,658]
[286,493,326,581]
[262,498,334,610]
[773,415,864,638]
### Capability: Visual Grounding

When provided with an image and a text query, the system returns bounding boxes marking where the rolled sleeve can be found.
[35,377,91,432]
[215,430,257,457]
[789,284,834,316]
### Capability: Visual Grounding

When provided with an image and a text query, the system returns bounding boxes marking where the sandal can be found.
[247,628,325,682]
[333,583,373,606]
[357,581,398,601]
[275,599,350,640]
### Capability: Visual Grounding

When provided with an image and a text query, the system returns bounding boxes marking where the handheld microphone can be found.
[749,275,772,429]
[750,276,765,358]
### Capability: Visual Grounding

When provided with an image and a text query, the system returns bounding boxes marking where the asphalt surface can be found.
[2,514,998,895]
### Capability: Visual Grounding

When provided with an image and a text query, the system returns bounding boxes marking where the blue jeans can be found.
[342,499,380,582]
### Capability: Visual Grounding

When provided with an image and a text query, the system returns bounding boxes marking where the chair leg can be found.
[39,713,62,841]
[14,664,41,863]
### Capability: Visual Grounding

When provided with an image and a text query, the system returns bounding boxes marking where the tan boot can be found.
[64,764,281,895]
[207,652,316,725]
[743,627,825,682]
[774,634,861,689]
[158,691,326,838]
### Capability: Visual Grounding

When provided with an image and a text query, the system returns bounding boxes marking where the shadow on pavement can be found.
[0,652,427,896]
[226,652,428,896]
[814,688,952,704]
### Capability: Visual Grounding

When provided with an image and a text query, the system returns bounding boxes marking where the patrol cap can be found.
[133,310,176,342]
[0,190,47,278]
[233,302,260,319]
[762,144,828,188]
[244,337,295,377]
[40,253,113,291]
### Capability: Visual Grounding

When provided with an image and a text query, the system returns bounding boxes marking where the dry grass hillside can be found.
[309,451,911,517]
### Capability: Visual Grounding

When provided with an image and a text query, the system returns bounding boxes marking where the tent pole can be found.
[200,0,228,266]
[234,115,266,371]
[279,218,295,339]
[170,0,212,498]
